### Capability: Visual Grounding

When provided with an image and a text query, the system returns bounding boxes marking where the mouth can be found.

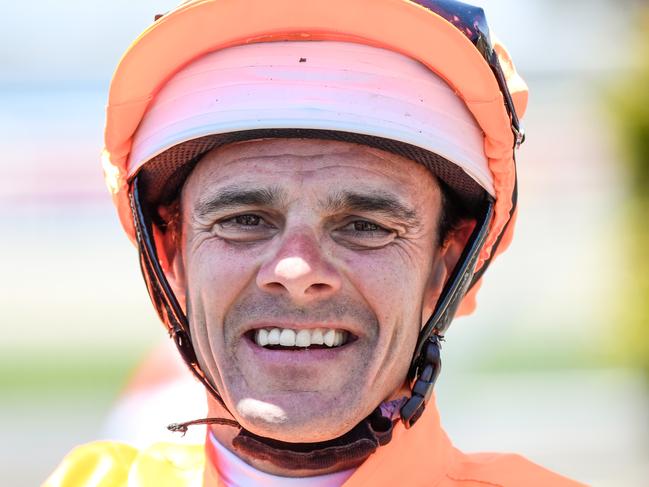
[245,327,357,351]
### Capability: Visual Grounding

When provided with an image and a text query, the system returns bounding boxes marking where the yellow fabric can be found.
[43,442,204,487]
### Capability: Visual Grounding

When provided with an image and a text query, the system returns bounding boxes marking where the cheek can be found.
[339,246,428,339]
[186,238,260,333]
[339,247,430,400]
[185,238,264,393]
[191,237,256,283]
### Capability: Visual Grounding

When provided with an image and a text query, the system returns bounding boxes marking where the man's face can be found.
[169,138,454,442]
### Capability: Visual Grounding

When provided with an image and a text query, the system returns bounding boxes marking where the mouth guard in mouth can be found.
[253,328,349,348]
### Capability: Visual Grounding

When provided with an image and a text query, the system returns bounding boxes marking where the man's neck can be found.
[204,429,357,487]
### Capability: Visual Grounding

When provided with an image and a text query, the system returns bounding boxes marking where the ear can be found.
[422,218,476,321]
[153,218,187,312]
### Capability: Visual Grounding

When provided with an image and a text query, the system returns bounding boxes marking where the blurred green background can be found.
[1,1,648,486]
[610,9,649,379]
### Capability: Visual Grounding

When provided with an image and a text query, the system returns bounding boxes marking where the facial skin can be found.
[161,138,470,476]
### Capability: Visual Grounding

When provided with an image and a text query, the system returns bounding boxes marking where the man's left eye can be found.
[332,220,397,249]
[333,219,395,248]
[351,220,381,232]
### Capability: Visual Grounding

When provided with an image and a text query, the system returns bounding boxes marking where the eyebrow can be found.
[193,186,418,226]
[194,185,286,219]
[324,190,418,225]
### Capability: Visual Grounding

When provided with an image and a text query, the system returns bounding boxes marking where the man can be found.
[46,0,584,485]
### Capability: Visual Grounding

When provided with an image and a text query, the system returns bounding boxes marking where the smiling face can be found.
[163,138,460,444]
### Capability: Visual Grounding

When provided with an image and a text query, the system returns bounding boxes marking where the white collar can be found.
[208,431,356,487]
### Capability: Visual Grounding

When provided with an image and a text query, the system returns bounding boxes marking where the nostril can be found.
[260,281,288,295]
[308,283,332,293]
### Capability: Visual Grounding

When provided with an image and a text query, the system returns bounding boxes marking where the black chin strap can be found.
[400,200,494,428]
[172,402,400,471]
[231,406,395,471]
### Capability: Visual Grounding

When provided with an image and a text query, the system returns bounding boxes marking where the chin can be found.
[234,393,365,443]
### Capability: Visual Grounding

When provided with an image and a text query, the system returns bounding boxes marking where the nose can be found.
[256,229,342,303]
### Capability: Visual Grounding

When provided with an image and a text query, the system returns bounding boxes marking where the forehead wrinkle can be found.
[206,148,361,171]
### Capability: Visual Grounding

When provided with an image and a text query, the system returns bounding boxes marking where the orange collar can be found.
[343,396,452,487]
[203,397,452,487]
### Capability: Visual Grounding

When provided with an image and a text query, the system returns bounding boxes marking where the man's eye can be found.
[352,220,381,232]
[231,214,261,226]
[214,213,277,242]
[333,219,395,249]
[336,220,394,243]
[343,220,390,234]
[218,213,265,229]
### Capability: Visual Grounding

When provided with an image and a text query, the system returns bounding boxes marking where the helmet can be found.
[102,0,528,429]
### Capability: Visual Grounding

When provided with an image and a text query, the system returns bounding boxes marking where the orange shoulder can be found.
[444,450,587,487]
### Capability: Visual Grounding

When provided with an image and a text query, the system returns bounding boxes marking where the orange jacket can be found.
[45,399,584,486]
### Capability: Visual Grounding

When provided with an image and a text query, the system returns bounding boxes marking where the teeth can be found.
[323,329,336,347]
[311,329,324,345]
[279,329,296,346]
[295,330,311,347]
[267,328,281,345]
[257,329,269,347]
[254,328,349,349]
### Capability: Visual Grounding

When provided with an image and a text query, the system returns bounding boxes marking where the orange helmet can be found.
[103,0,527,428]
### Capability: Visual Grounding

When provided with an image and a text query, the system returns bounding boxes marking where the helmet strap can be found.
[130,177,233,414]
[230,405,394,472]
[400,199,495,428]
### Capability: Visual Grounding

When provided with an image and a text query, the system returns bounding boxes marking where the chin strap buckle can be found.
[400,335,442,429]
[513,124,526,149]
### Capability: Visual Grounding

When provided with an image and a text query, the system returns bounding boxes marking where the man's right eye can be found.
[214,213,277,241]
[230,214,261,226]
